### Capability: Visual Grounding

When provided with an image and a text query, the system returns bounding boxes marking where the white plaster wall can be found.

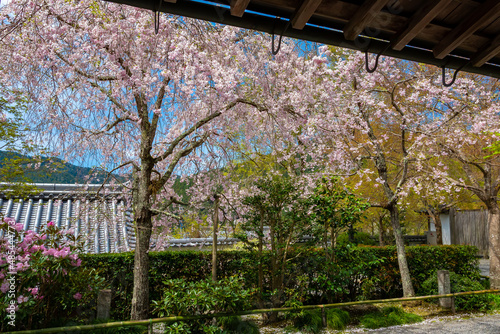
[440,213,451,245]
[429,213,451,245]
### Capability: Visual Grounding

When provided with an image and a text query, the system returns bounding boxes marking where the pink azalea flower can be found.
[43,248,57,256]
[70,258,82,267]
[15,262,29,272]
[73,292,82,300]
[47,221,55,227]
[55,247,70,258]
[1,282,9,293]
[17,295,29,304]
[4,217,15,224]
[5,304,19,312]
[14,223,24,232]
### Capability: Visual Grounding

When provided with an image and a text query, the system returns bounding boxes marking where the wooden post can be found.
[426,230,437,245]
[97,289,112,319]
[321,307,327,328]
[212,194,219,282]
[438,270,454,312]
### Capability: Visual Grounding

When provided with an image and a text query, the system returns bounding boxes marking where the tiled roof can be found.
[164,237,240,249]
[0,183,241,253]
[0,183,134,254]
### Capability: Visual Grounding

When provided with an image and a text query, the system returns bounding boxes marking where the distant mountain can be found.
[0,151,126,184]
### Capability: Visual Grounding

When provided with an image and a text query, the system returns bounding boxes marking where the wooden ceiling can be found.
[105,0,500,79]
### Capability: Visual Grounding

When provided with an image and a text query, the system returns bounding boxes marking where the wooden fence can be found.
[450,208,489,257]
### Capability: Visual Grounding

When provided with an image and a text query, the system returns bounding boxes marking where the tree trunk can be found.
[130,206,153,320]
[488,203,500,288]
[389,206,415,297]
[267,219,279,323]
[258,210,264,308]
[130,155,154,320]
[212,195,219,282]
[378,216,385,246]
[433,212,443,245]
[426,207,443,245]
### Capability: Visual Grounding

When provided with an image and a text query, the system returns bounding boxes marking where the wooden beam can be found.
[230,0,251,17]
[471,35,500,67]
[343,0,391,41]
[433,0,500,59]
[292,0,328,30]
[391,0,452,51]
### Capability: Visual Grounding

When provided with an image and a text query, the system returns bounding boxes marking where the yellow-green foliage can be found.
[360,306,422,329]
[326,308,350,330]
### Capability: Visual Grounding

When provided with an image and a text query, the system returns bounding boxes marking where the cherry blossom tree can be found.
[0,0,269,319]
[301,53,483,297]
[182,41,335,233]
[0,0,337,319]
[419,76,500,286]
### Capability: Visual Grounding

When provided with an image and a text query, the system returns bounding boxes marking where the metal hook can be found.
[365,51,382,73]
[364,44,390,73]
[153,0,162,34]
[271,18,291,55]
[441,62,467,87]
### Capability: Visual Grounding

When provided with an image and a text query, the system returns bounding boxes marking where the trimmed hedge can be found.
[81,245,479,319]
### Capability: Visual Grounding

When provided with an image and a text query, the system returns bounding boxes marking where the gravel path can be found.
[341,312,500,334]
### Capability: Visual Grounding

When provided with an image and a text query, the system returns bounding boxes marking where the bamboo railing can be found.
[6,289,500,334]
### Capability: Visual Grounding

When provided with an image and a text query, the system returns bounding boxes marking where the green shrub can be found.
[489,294,500,310]
[152,277,255,333]
[337,231,377,246]
[290,310,323,334]
[420,271,491,311]
[218,316,259,334]
[360,306,422,329]
[85,319,147,334]
[0,219,106,331]
[164,321,192,334]
[326,308,350,330]
[82,245,480,318]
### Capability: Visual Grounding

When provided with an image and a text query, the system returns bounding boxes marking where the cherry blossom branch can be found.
[150,209,182,220]
[155,133,210,193]
[154,98,266,164]
[153,195,190,215]
[390,88,409,191]
[54,52,117,82]
[96,160,136,193]
[151,77,171,135]
[445,144,487,176]
[54,52,128,115]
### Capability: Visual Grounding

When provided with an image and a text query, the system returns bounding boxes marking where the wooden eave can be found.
[104,0,500,79]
